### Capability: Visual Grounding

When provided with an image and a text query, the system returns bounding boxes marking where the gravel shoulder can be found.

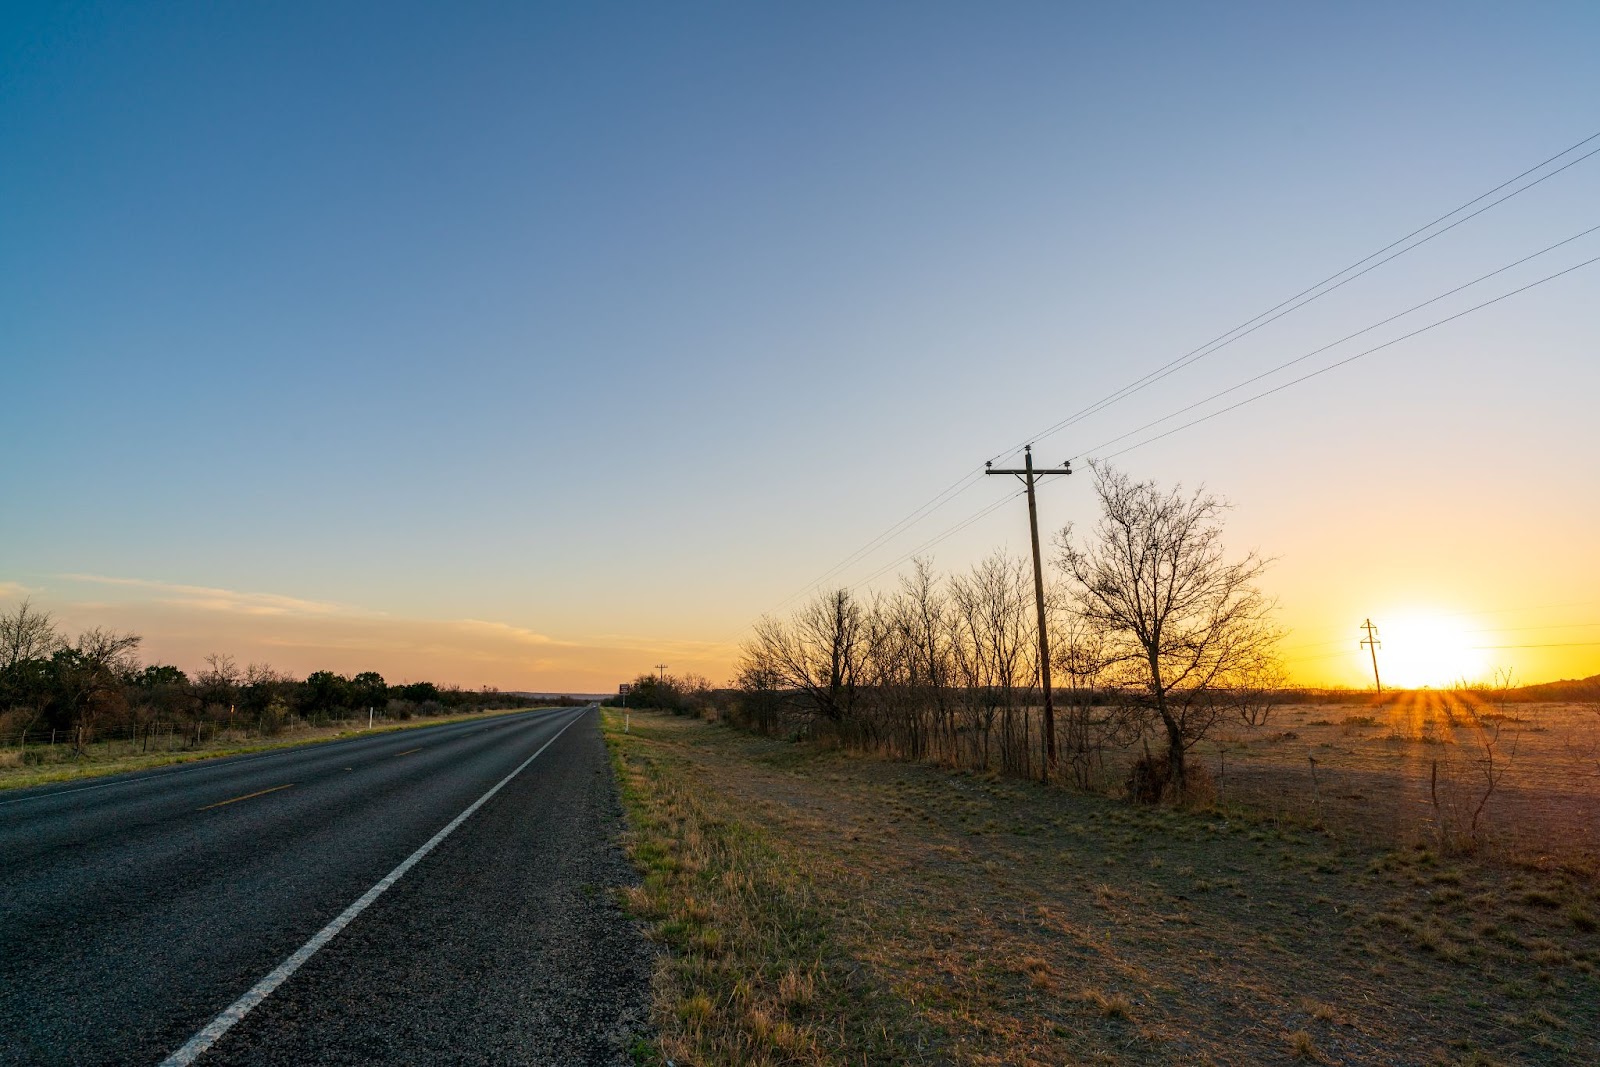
[208,709,656,1065]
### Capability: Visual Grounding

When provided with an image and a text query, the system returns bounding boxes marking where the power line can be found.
[1469,642,1600,650]
[1470,621,1600,635]
[1290,639,1600,663]
[830,247,1596,603]
[739,131,1600,629]
[846,489,1023,591]
[1283,620,1600,653]
[844,459,1098,593]
[1096,253,1600,461]
[761,469,986,616]
[1077,223,1600,458]
[1284,599,1600,642]
[989,129,1600,465]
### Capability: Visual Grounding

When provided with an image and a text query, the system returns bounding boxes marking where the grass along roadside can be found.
[0,704,563,792]
[602,708,938,1065]
[604,709,1600,1066]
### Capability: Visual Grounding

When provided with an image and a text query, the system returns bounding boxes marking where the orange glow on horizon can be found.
[1279,604,1600,692]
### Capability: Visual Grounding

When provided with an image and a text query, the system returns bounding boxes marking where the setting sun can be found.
[1377,614,1485,689]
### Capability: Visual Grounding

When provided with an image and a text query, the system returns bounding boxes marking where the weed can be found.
[676,993,713,1023]
[1301,997,1337,1022]
[1287,1028,1318,1059]
[777,965,815,1010]
[1077,988,1133,1019]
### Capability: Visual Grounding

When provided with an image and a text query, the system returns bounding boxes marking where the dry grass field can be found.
[1196,696,1600,863]
[605,708,1600,1066]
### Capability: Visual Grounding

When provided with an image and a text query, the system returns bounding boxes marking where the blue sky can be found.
[4,2,1598,689]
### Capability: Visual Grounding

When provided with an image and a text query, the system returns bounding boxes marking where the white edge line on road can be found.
[157,706,591,1067]
[0,707,561,808]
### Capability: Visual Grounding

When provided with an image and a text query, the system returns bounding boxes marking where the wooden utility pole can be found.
[655,663,668,684]
[1360,618,1383,694]
[986,445,1071,779]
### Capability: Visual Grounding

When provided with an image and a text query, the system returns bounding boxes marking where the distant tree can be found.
[132,664,197,722]
[51,628,143,739]
[241,663,290,716]
[137,664,189,688]
[623,673,666,709]
[303,670,351,714]
[350,671,388,711]
[1056,463,1282,800]
[196,653,242,711]
[397,681,441,704]
[0,598,63,670]
[0,600,64,730]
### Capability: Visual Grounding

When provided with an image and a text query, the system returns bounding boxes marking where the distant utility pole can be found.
[986,445,1071,779]
[655,663,668,684]
[1360,619,1383,694]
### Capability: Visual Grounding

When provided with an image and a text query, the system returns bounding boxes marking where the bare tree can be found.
[0,598,63,671]
[1055,614,1140,791]
[950,552,1035,773]
[732,655,785,735]
[197,653,243,712]
[60,628,143,749]
[1458,668,1527,851]
[74,628,143,675]
[745,589,866,730]
[1056,463,1282,799]
[898,559,955,761]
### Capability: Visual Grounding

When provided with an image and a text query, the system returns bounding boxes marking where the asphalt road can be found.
[0,706,654,1065]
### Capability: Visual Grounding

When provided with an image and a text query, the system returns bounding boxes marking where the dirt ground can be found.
[614,710,1600,1066]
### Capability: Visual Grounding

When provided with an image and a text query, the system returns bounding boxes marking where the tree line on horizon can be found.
[720,464,1600,803]
[0,601,532,746]
[728,463,1286,801]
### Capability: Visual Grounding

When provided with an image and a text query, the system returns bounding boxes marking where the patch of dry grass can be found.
[607,710,1600,1065]
[603,709,934,1065]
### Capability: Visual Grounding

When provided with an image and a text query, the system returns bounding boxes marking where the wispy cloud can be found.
[593,632,744,656]
[57,574,350,617]
[451,618,575,648]
[0,580,33,600]
[40,573,732,689]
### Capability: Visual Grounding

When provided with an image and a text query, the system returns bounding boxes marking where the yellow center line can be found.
[395,747,422,757]
[197,783,295,811]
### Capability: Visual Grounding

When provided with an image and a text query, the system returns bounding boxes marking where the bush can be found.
[260,697,290,736]
[1126,753,1214,805]
[1127,754,1172,804]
